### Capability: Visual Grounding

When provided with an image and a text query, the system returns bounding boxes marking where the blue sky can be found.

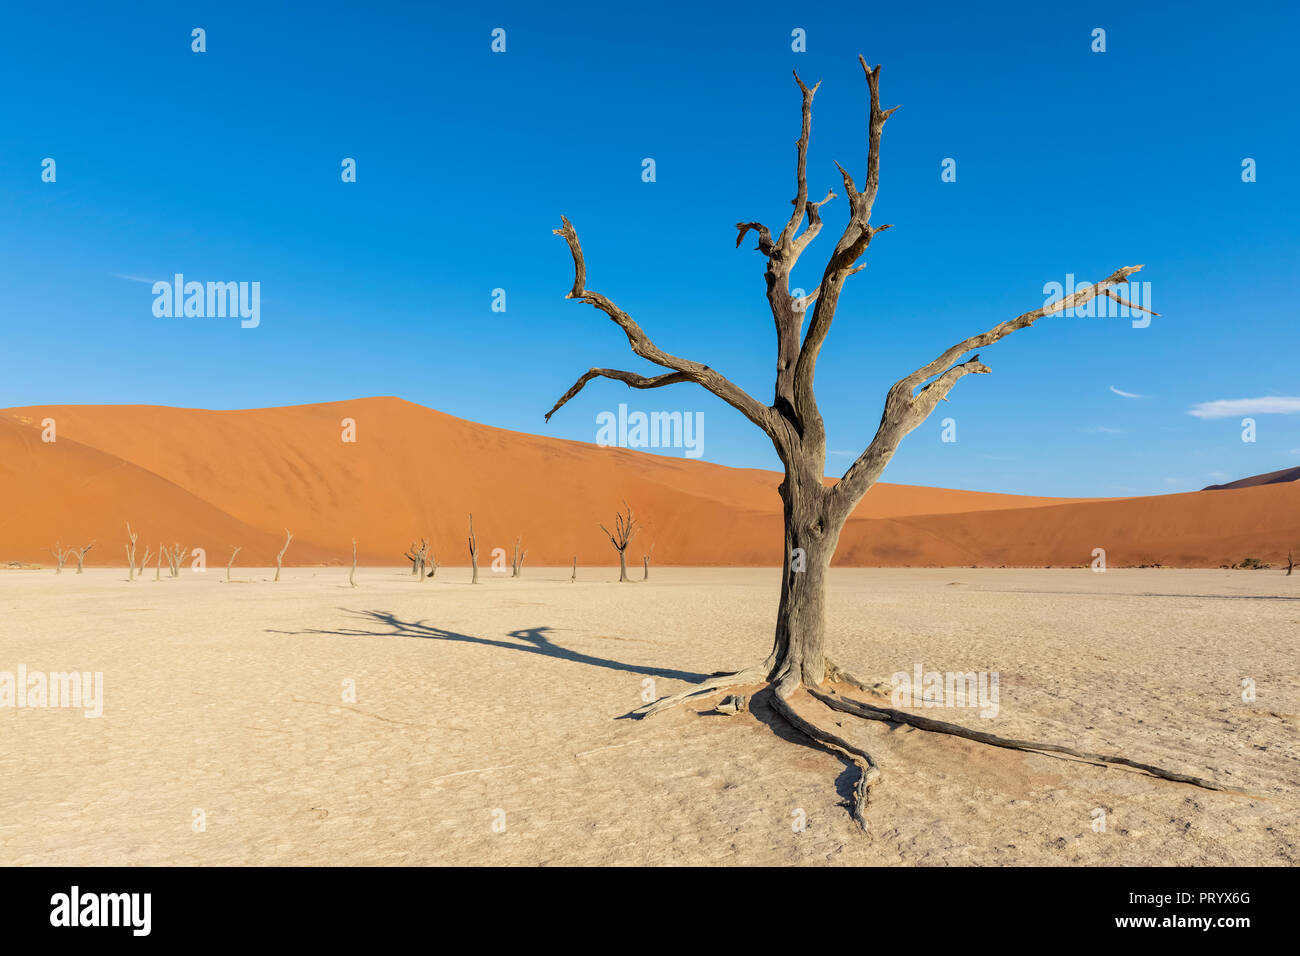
[1,0,1296,497]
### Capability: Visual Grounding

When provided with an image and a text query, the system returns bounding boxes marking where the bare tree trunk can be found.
[427,547,438,579]
[153,545,161,581]
[1287,551,1294,576]
[74,542,94,573]
[468,514,478,584]
[227,546,241,582]
[511,536,526,578]
[571,556,577,583]
[274,529,293,582]
[50,542,70,574]
[350,539,357,587]
[125,523,138,582]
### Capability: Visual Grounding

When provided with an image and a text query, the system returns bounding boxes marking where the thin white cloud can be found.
[1188,396,1300,419]
[1079,425,1127,434]
[1109,385,1143,399]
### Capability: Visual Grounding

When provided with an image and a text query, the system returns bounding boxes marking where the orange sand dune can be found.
[1,398,1293,568]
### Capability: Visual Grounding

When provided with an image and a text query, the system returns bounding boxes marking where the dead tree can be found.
[426,545,438,579]
[274,529,293,582]
[598,503,638,582]
[141,545,154,579]
[467,514,479,584]
[541,59,1235,829]
[166,543,186,578]
[124,523,138,581]
[405,538,428,576]
[50,542,71,574]
[154,546,162,581]
[1287,551,1294,576]
[350,539,358,588]
[226,546,241,582]
[642,542,655,581]
[571,555,577,583]
[511,536,527,578]
[73,542,94,573]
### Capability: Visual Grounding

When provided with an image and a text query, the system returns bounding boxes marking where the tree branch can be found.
[544,368,692,422]
[834,264,1146,506]
[792,58,900,425]
[550,216,778,440]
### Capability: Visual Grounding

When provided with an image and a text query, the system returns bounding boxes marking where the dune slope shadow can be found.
[268,608,711,683]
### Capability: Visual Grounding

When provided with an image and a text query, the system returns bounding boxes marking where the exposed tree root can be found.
[768,687,880,831]
[824,659,888,695]
[810,685,1252,796]
[630,663,768,718]
[631,660,1253,834]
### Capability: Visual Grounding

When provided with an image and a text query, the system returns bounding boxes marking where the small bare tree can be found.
[350,539,358,588]
[50,542,71,574]
[511,536,527,578]
[467,514,479,584]
[405,538,432,579]
[141,545,154,579]
[165,543,186,578]
[599,503,638,583]
[226,546,241,582]
[541,58,1234,828]
[274,529,293,582]
[642,542,655,581]
[73,542,94,573]
[154,545,162,581]
[124,523,138,581]
[571,555,577,583]
[1287,550,1294,576]
[426,545,438,579]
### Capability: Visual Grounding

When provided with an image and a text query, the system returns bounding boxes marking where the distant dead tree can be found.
[467,514,479,584]
[165,543,186,578]
[539,57,1228,829]
[642,542,655,581]
[226,546,241,582]
[511,536,527,578]
[73,542,94,573]
[405,538,431,579]
[141,545,154,579]
[274,529,293,582]
[571,555,577,583]
[599,503,638,582]
[50,542,71,574]
[1287,551,1294,576]
[124,523,139,581]
[426,545,438,579]
[350,539,358,588]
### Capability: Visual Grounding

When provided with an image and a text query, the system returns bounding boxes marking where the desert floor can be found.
[1,566,1296,866]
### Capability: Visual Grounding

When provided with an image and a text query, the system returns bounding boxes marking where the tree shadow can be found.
[267,608,711,683]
